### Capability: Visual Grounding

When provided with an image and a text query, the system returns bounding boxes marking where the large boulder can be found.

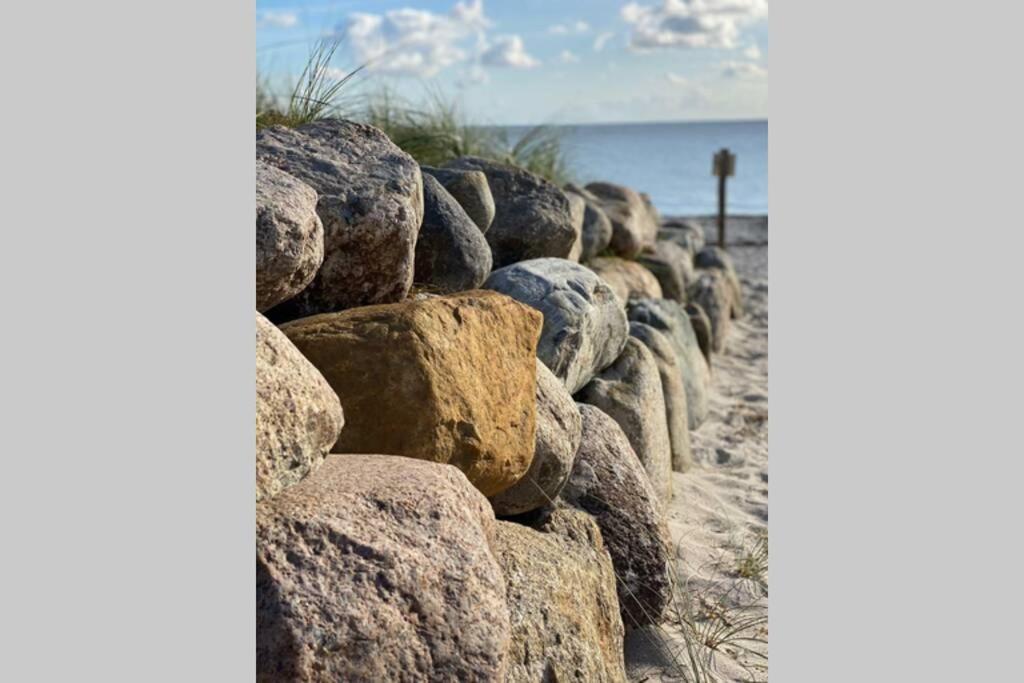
[566,191,586,262]
[629,322,693,472]
[490,360,583,516]
[565,183,613,262]
[635,240,695,303]
[257,454,510,682]
[256,313,343,501]
[627,298,710,429]
[257,120,424,318]
[447,156,578,267]
[585,182,658,258]
[484,258,629,394]
[587,257,664,305]
[495,507,627,682]
[688,269,732,353]
[577,337,673,506]
[414,174,492,294]
[659,218,706,255]
[685,302,713,366]
[280,291,541,497]
[561,405,672,630]
[256,161,324,312]
[695,245,744,318]
[422,165,495,233]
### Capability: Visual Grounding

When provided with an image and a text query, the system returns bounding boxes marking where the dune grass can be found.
[257,39,363,129]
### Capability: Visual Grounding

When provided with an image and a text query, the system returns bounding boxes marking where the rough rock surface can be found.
[565,183,613,262]
[257,120,423,318]
[561,405,672,630]
[446,156,578,267]
[585,182,658,258]
[627,298,710,429]
[635,240,694,303]
[280,291,541,497]
[685,302,713,367]
[695,245,744,318]
[484,258,629,394]
[495,507,627,683]
[422,165,495,233]
[256,161,324,312]
[688,269,732,353]
[566,191,586,262]
[414,174,492,293]
[257,454,510,682]
[577,337,673,505]
[256,313,343,501]
[490,360,583,516]
[629,322,693,472]
[659,218,705,255]
[587,257,664,305]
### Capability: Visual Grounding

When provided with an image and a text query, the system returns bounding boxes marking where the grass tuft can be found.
[257,39,363,129]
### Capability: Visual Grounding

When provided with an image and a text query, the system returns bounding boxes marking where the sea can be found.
[505,120,767,217]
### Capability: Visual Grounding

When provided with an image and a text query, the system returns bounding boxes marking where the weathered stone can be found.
[636,240,695,303]
[565,183,613,262]
[659,218,706,255]
[496,507,627,683]
[414,173,492,294]
[588,256,664,305]
[280,291,541,497]
[577,337,673,505]
[695,245,744,318]
[561,405,672,630]
[422,165,495,233]
[257,120,423,318]
[566,191,586,262]
[629,322,693,472]
[640,192,660,228]
[256,313,343,501]
[685,302,713,367]
[446,156,579,267]
[688,269,732,353]
[627,298,710,429]
[491,360,583,516]
[257,454,510,682]
[484,258,629,394]
[256,161,324,312]
[585,182,658,258]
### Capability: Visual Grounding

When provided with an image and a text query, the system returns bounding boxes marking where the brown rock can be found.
[256,312,343,501]
[588,256,664,306]
[280,291,542,496]
[257,454,511,682]
[688,269,732,353]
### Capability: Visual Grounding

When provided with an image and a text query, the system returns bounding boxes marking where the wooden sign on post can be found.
[713,148,736,248]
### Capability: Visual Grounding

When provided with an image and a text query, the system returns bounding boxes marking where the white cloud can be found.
[482,35,540,68]
[593,31,615,51]
[621,0,768,50]
[340,0,493,77]
[743,43,761,59]
[549,20,591,35]
[259,11,299,29]
[720,60,767,79]
[559,50,581,64]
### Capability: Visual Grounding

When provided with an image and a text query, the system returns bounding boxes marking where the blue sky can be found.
[257,1,767,125]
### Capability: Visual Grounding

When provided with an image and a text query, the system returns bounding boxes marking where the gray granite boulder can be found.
[629,322,693,472]
[577,337,673,506]
[688,269,732,353]
[490,359,582,516]
[256,161,324,312]
[422,165,495,233]
[685,302,713,367]
[588,256,664,305]
[484,258,629,394]
[565,183,614,262]
[256,312,343,501]
[495,507,627,682]
[659,218,706,255]
[414,174,492,293]
[585,182,658,258]
[636,240,695,303]
[695,245,744,318]
[446,156,578,267]
[627,298,710,429]
[257,454,510,682]
[561,405,672,631]
[257,120,423,318]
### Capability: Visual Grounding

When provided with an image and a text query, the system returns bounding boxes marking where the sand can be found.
[626,215,768,682]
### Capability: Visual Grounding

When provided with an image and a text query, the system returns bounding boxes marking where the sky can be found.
[256,0,768,126]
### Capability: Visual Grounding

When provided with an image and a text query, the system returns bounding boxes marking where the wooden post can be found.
[712,148,735,249]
